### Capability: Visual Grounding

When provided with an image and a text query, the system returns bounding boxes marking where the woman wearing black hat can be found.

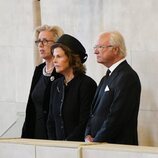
[47,34,97,141]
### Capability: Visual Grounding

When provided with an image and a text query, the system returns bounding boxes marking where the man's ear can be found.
[113,46,119,55]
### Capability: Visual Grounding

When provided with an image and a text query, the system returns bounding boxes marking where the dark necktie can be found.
[92,69,111,112]
[106,69,111,78]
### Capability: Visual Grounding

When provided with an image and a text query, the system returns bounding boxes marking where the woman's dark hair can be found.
[52,43,86,76]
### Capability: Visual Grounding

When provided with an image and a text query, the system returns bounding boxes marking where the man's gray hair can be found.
[109,31,127,57]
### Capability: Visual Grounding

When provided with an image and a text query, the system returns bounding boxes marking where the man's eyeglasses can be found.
[93,45,113,51]
[35,39,55,46]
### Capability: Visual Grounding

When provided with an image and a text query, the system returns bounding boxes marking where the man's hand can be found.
[85,135,93,142]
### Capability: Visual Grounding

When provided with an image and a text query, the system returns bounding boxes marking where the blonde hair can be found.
[109,31,127,57]
[35,24,64,42]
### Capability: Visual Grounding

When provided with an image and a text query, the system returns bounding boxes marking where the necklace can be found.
[64,75,74,86]
[46,67,54,73]
[43,66,53,76]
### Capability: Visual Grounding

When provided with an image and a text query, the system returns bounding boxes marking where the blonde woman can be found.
[21,25,64,139]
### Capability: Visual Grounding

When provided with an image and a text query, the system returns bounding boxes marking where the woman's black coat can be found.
[21,62,61,138]
[47,75,97,141]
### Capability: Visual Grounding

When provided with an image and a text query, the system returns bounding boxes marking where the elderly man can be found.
[85,31,141,145]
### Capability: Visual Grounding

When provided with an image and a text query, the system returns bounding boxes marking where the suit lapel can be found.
[91,75,111,112]
[91,60,128,113]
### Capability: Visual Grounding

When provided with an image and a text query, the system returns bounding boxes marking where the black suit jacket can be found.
[85,60,141,145]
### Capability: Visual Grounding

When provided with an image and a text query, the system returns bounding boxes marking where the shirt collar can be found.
[109,58,126,75]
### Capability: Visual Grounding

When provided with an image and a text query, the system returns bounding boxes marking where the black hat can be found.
[52,34,88,63]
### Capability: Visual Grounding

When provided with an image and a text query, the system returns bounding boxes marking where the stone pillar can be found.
[32,0,42,66]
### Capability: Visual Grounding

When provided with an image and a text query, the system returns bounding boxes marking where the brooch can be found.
[50,76,55,81]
